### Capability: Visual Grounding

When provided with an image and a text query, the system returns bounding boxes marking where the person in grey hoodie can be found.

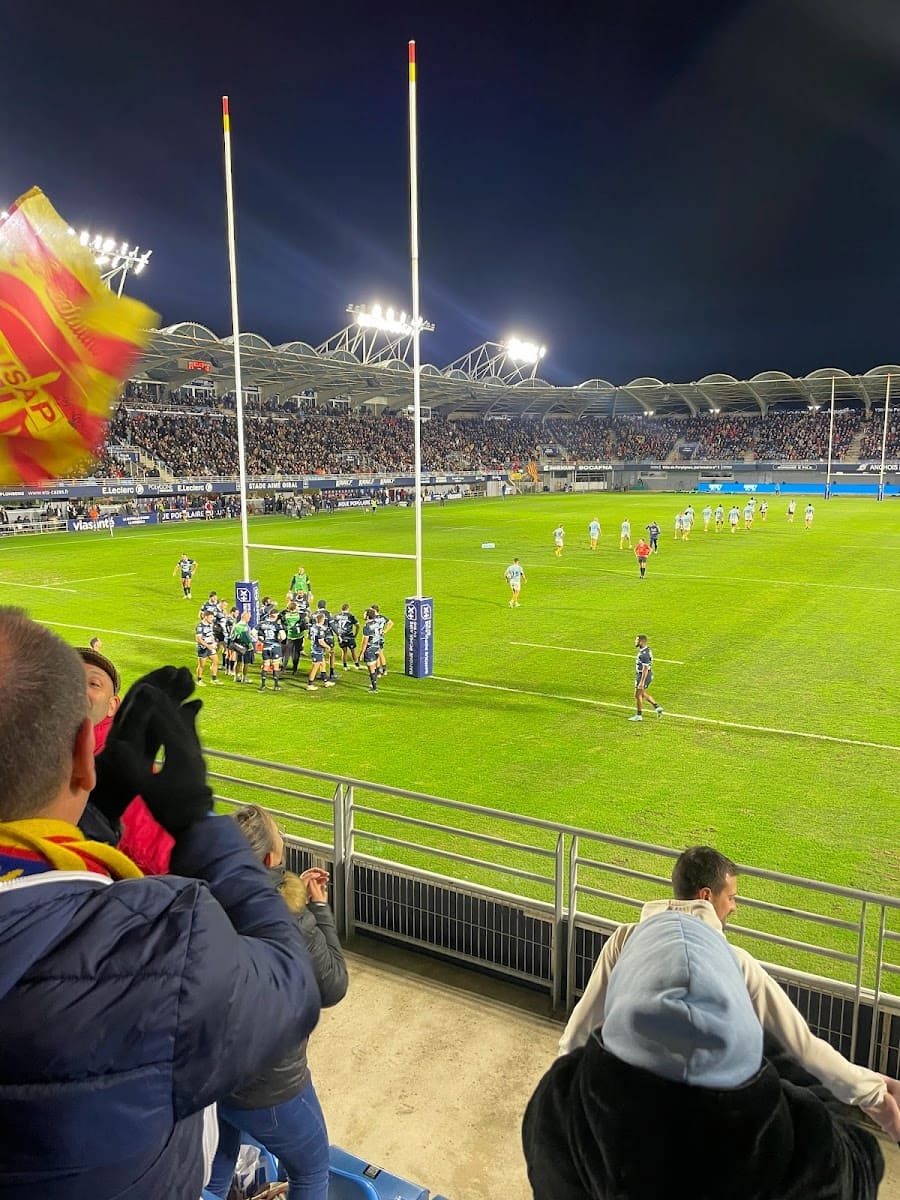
[524,912,885,1200]
[207,805,348,1200]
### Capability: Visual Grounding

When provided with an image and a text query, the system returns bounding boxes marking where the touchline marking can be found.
[49,622,185,646]
[431,676,900,755]
[510,640,685,665]
[0,580,76,593]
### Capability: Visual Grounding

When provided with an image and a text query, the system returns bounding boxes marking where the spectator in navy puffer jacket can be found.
[0,607,321,1200]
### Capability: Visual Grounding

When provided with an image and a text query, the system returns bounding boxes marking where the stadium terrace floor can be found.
[309,938,900,1200]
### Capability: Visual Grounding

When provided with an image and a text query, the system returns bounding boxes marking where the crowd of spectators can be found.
[80,400,900,479]
[857,409,900,460]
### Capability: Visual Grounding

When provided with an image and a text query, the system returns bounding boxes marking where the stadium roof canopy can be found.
[138,323,899,418]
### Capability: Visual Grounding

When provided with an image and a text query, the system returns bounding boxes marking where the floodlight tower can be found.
[444,336,547,384]
[316,303,434,364]
[73,228,152,296]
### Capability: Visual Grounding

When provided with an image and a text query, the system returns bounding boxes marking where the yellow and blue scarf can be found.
[0,818,143,883]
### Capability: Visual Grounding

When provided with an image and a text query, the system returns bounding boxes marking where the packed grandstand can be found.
[89,393,899,480]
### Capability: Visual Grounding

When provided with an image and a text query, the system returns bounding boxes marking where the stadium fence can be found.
[208,748,900,1078]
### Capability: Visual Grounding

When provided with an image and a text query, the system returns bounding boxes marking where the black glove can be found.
[88,667,196,824]
[127,688,213,836]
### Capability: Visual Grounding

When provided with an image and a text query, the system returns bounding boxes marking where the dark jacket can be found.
[522,1034,884,1200]
[0,816,321,1200]
[227,873,348,1108]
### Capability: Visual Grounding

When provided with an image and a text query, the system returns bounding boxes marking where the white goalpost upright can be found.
[220,58,433,675]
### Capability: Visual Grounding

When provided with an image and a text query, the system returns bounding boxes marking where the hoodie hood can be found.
[602,911,762,1089]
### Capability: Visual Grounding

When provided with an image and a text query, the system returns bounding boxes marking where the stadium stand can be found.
[84,405,889,479]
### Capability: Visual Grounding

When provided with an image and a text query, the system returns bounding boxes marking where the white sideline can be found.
[62,572,138,584]
[49,621,185,646]
[510,640,686,665]
[0,580,76,593]
[431,675,900,755]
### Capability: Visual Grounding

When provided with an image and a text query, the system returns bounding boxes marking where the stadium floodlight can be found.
[316,302,435,366]
[70,226,152,296]
[505,337,546,365]
[348,302,434,338]
[445,337,549,384]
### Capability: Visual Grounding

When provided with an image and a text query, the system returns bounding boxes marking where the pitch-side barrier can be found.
[207,748,900,1078]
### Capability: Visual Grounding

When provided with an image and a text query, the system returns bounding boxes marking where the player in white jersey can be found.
[759,499,769,522]
[588,519,601,550]
[805,503,815,529]
[619,519,631,550]
[702,504,712,532]
[787,500,796,523]
[729,504,740,533]
[674,512,684,540]
[743,502,754,529]
[553,525,565,556]
[505,558,526,607]
[714,503,724,531]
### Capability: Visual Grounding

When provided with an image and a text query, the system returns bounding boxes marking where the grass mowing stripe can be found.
[431,675,900,755]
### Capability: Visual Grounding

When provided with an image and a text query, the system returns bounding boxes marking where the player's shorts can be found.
[310,647,325,663]
[363,646,380,665]
[635,671,653,689]
[233,643,251,661]
[637,555,648,565]
[339,636,357,650]
[262,646,281,662]
[181,571,193,580]
[508,580,521,591]
[196,644,214,659]
[554,538,563,547]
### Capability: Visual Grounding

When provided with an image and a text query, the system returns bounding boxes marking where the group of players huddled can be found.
[176,555,393,696]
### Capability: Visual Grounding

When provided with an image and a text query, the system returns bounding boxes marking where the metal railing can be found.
[206,748,900,1075]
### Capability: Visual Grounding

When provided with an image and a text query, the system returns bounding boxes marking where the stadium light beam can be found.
[505,337,546,366]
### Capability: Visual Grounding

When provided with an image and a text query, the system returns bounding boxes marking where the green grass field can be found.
[2,493,899,902]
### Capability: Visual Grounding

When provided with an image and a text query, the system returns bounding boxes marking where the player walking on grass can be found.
[306,612,335,691]
[505,558,526,607]
[629,634,663,722]
[729,504,740,533]
[805,502,815,529]
[760,499,769,521]
[787,499,796,523]
[588,519,601,550]
[619,519,631,550]
[645,520,660,554]
[553,525,565,556]
[702,504,712,532]
[714,503,724,531]
[634,538,651,579]
[174,553,197,599]
[335,603,361,670]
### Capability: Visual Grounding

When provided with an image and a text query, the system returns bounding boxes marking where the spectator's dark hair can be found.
[672,846,738,899]
[0,608,89,820]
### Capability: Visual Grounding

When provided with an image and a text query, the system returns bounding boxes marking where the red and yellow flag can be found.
[0,188,156,483]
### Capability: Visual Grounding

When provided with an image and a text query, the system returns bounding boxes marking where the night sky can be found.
[3,0,900,386]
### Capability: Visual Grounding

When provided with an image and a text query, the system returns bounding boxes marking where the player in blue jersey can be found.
[645,520,660,554]
[215,600,235,677]
[200,591,219,619]
[553,525,565,557]
[505,558,526,607]
[629,634,663,721]
[359,607,383,693]
[729,504,740,533]
[174,553,197,599]
[588,520,601,550]
[314,599,338,681]
[257,606,286,692]
[714,503,725,532]
[334,603,361,670]
[306,611,336,691]
[194,610,221,686]
[619,519,631,550]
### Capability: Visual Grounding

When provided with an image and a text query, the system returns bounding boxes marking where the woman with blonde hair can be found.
[207,805,348,1200]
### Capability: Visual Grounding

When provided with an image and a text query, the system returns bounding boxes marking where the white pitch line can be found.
[62,572,138,584]
[510,640,685,665]
[49,621,185,646]
[0,580,76,593]
[431,675,900,755]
